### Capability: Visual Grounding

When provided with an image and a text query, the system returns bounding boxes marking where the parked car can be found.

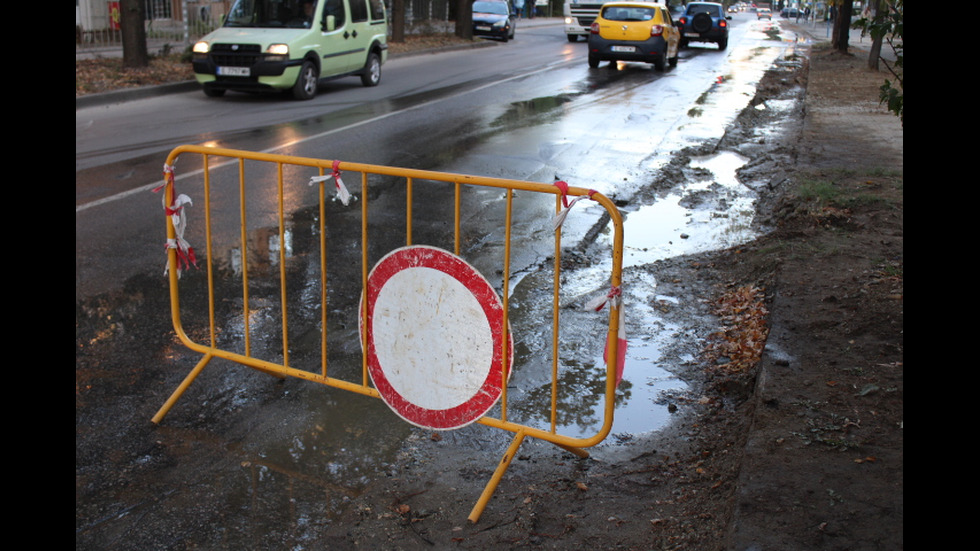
[780,7,801,18]
[191,0,388,100]
[587,1,680,70]
[472,0,516,42]
[757,7,772,19]
[677,1,731,50]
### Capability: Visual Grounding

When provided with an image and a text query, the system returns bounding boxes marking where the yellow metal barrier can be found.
[152,145,624,522]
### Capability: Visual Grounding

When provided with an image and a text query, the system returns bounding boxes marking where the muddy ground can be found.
[76,40,903,550]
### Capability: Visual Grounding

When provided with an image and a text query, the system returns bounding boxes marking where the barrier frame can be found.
[152,145,624,522]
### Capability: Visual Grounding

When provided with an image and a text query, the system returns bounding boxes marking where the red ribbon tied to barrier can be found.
[586,286,627,387]
[308,160,352,206]
[551,179,597,231]
[155,164,197,276]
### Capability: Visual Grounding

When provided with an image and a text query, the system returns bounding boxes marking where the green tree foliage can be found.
[854,0,903,126]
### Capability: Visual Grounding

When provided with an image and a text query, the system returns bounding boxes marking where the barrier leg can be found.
[469,430,526,523]
[152,353,214,424]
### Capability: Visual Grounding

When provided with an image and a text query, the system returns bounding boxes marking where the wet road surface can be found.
[77,14,805,548]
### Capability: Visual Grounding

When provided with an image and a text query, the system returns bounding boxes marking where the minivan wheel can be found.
[360,53,381,87]
[292,60,319,100]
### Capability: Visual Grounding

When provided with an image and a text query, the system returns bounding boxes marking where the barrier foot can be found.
[152,353,214,424]
[468,430,527,523]
[554,442,590,459]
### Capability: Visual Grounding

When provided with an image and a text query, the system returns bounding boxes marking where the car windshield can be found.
[473,1,509,15]
[224,0,319,28]
[686,3,721,16]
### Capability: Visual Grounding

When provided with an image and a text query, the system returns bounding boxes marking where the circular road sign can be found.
[360,246,513,430]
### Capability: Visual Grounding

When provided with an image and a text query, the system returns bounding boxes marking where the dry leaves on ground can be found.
[76,55,195,96]
[703,285,770,373]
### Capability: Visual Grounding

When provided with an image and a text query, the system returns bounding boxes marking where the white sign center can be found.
[372,266,492,410]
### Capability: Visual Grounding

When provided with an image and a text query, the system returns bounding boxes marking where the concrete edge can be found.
[76,80,202,109]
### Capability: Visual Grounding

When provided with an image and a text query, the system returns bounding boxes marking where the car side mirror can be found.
[322,15,335,32]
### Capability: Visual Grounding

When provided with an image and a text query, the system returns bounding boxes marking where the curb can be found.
[76,80,201,109]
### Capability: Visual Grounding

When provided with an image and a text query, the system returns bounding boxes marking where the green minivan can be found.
[192,0,388,100]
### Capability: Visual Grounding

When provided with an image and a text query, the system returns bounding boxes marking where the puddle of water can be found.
[500,150,755,441]
[605,339,689,436]
[622,151,756,267]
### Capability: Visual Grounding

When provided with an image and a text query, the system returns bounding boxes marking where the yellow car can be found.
[587,1,680,70]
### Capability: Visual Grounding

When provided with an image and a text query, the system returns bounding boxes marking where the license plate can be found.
[686,32,700,37]
[611,45,635,53]
[217,66,250,77]
[476,26,491,31]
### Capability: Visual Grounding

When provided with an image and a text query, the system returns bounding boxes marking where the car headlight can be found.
[266,43,289,56]
[192,41,210,54]
[493,20,507,28]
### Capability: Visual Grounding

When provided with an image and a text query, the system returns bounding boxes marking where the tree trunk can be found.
[391,0,405,42]
[832,0,853,53]
[455,0,474,39]
[121,0,149,68]
[867,0,884,70]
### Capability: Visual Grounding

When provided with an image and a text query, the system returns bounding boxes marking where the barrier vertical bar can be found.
[453,182,461,256]
[500,188,513,422]
[239,158,252,357]
[203,154,217,348]
[318,167,328,379]
[277,162,289,367]
[360,169,370,387]
[405,176,413,246]
[551,193,561,433]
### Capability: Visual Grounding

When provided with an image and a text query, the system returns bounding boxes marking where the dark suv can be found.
[677,2,731,50]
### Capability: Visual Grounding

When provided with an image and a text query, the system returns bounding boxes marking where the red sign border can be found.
[361,246,513,430]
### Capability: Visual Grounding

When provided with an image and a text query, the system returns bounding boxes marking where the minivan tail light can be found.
[719,20,727,28]
[590,21,599,34]
[650,24,664,36]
